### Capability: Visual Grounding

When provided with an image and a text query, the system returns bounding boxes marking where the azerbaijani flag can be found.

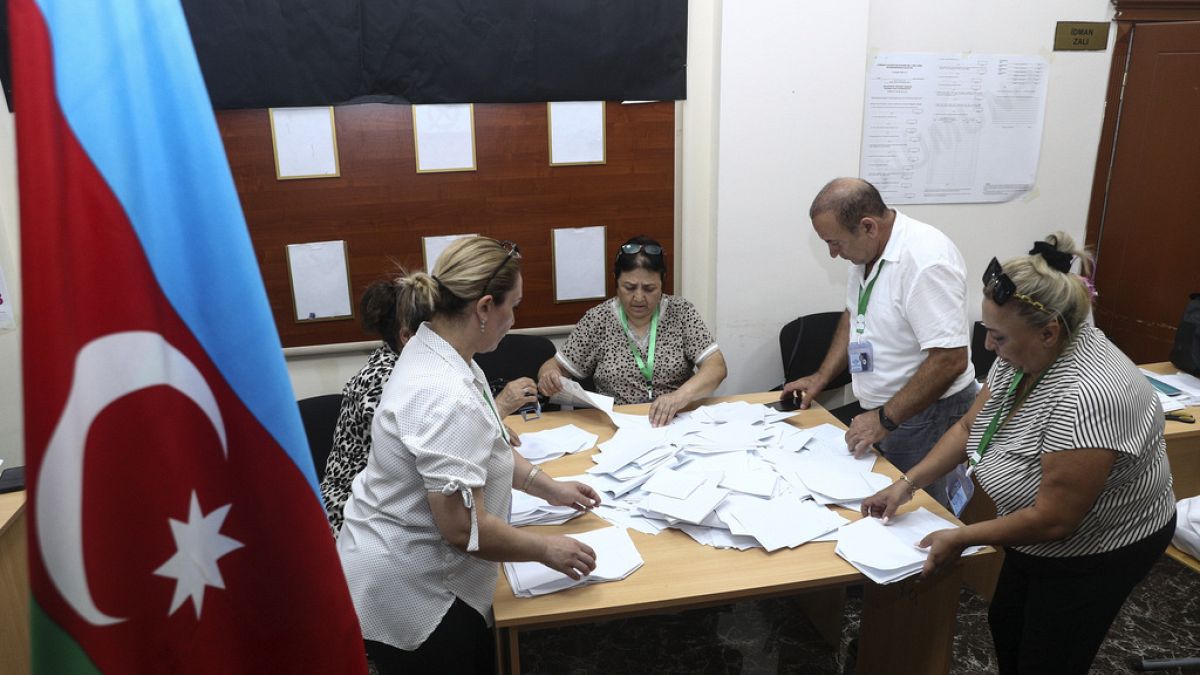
[10,0,368,672]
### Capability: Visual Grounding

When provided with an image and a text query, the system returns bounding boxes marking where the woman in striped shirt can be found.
[863,232,1175,674]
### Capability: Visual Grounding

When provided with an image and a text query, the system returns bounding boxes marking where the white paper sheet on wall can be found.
[549,101,606,165]
[860,53,1048,205]
[423,233,477,274]
[269,107,340,179]
[552,226,606,301]
[286,240,352,321]
[413,104,476,172]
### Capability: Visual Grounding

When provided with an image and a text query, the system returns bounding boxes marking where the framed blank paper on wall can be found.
[422,233,477,274]
[413,104,477,173]
[269,107,340,180]
[548,101,606,166]
[552,226,607,302]
[286,240,353,322]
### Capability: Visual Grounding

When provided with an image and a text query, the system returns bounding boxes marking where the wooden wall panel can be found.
[216,101,675,348]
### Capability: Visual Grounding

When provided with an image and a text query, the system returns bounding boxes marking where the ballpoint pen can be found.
[1165,411,1195,424]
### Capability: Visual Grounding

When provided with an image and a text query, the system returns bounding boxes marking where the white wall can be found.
[0,0,1120,463]
[712,0,1115,395]
[0,110,22,470]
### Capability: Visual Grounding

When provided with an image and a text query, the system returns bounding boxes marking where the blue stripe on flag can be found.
[34,0,319,494]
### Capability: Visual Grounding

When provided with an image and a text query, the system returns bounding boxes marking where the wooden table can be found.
[1143,362,1200,500]
[0,490,29,675]
[492,392,995,675]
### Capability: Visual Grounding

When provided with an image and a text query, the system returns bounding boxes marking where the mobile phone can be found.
[0,466,25,494]
[768,395,803,412]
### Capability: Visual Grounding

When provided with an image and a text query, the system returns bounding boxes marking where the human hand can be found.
[496,377,538,417]
[782,374,826,410]
[537,368,566,397]
[504,424,521,448]
[844,409,888,458]
[861,480,912,522]
[541,535,597,580]
[918,528,965,579]
[649,391,687,427]
[543,480,602,511]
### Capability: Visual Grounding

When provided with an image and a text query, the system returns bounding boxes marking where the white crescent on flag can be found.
[35,331,227,626]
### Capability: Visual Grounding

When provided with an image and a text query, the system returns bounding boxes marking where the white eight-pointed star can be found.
[153,491,243,618]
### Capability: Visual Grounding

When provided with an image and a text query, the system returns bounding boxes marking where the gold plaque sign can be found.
[1054,22,1110,51]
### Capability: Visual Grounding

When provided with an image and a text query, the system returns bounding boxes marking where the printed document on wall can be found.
[860,53,1048,205]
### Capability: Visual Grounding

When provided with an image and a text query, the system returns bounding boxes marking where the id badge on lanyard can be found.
[851,260,885,374]
[946,463,975,517]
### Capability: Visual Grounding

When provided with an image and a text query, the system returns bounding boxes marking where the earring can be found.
[480,320,487,333]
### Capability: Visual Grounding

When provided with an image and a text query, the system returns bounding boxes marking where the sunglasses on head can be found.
[619,243,663,257]
[983,257,1051,313]
[482,240,521,293]
[982,257,1016,305]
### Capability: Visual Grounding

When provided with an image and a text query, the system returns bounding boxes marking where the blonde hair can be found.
[990,231,1095,333]
[403,236,520,318]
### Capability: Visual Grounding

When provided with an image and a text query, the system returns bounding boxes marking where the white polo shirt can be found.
[844,212,974,409]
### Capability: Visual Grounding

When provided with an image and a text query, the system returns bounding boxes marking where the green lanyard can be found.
[618,305,659,400]
[969,369,1044,468]
[477,383,510,445]
[854,259,887,339]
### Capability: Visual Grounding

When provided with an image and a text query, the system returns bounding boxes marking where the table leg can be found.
[857,567,962,675]
[495,626,520,675]
[795,587,845,648]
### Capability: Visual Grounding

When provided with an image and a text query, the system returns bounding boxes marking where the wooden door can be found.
[1086,20,1200,363]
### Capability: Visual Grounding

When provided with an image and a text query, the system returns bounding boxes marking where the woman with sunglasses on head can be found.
[537,235,728,427]
[862,232,1174,674]
[320,270,541,538]
[337,237,601,674]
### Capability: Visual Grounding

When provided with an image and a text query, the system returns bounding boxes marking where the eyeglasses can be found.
[482,240,521,294]
[619,243,663,256]
[983,257,1051,313]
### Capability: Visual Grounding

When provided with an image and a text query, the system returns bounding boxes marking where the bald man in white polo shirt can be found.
[783,177,976,508]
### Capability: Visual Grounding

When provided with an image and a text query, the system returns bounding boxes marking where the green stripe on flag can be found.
[31,599,101,674]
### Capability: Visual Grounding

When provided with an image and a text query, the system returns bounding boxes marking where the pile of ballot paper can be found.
[503,526,644,597]
[502,393,983,591]
[835,507,985,584]
[509,487,589,527]
[507,396,903,552]
[514,424,599,465]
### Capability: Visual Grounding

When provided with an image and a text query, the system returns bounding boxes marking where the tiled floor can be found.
[516,557,1200,674]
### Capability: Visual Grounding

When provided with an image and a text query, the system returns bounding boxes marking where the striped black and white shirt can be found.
[970,324,1174,557]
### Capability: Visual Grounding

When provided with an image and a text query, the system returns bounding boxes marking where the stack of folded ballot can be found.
[509,487,588,527]
[515,424,600,465]
[835,507,985,584]
[503,526,644,597]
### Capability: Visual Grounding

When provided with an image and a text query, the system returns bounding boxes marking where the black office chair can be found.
[297,394,343,483]
[971,320,996,382]
[475,334,556,386]
[778,312,862,426]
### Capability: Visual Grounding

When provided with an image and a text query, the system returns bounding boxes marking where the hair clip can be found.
[1029,241,1073,273]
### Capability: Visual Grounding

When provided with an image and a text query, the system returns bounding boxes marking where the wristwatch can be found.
[877,405,899,432]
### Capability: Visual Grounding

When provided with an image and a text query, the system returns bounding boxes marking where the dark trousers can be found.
[878,382,976,509]
[988,514,1175,674]
[365,598,495,675]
